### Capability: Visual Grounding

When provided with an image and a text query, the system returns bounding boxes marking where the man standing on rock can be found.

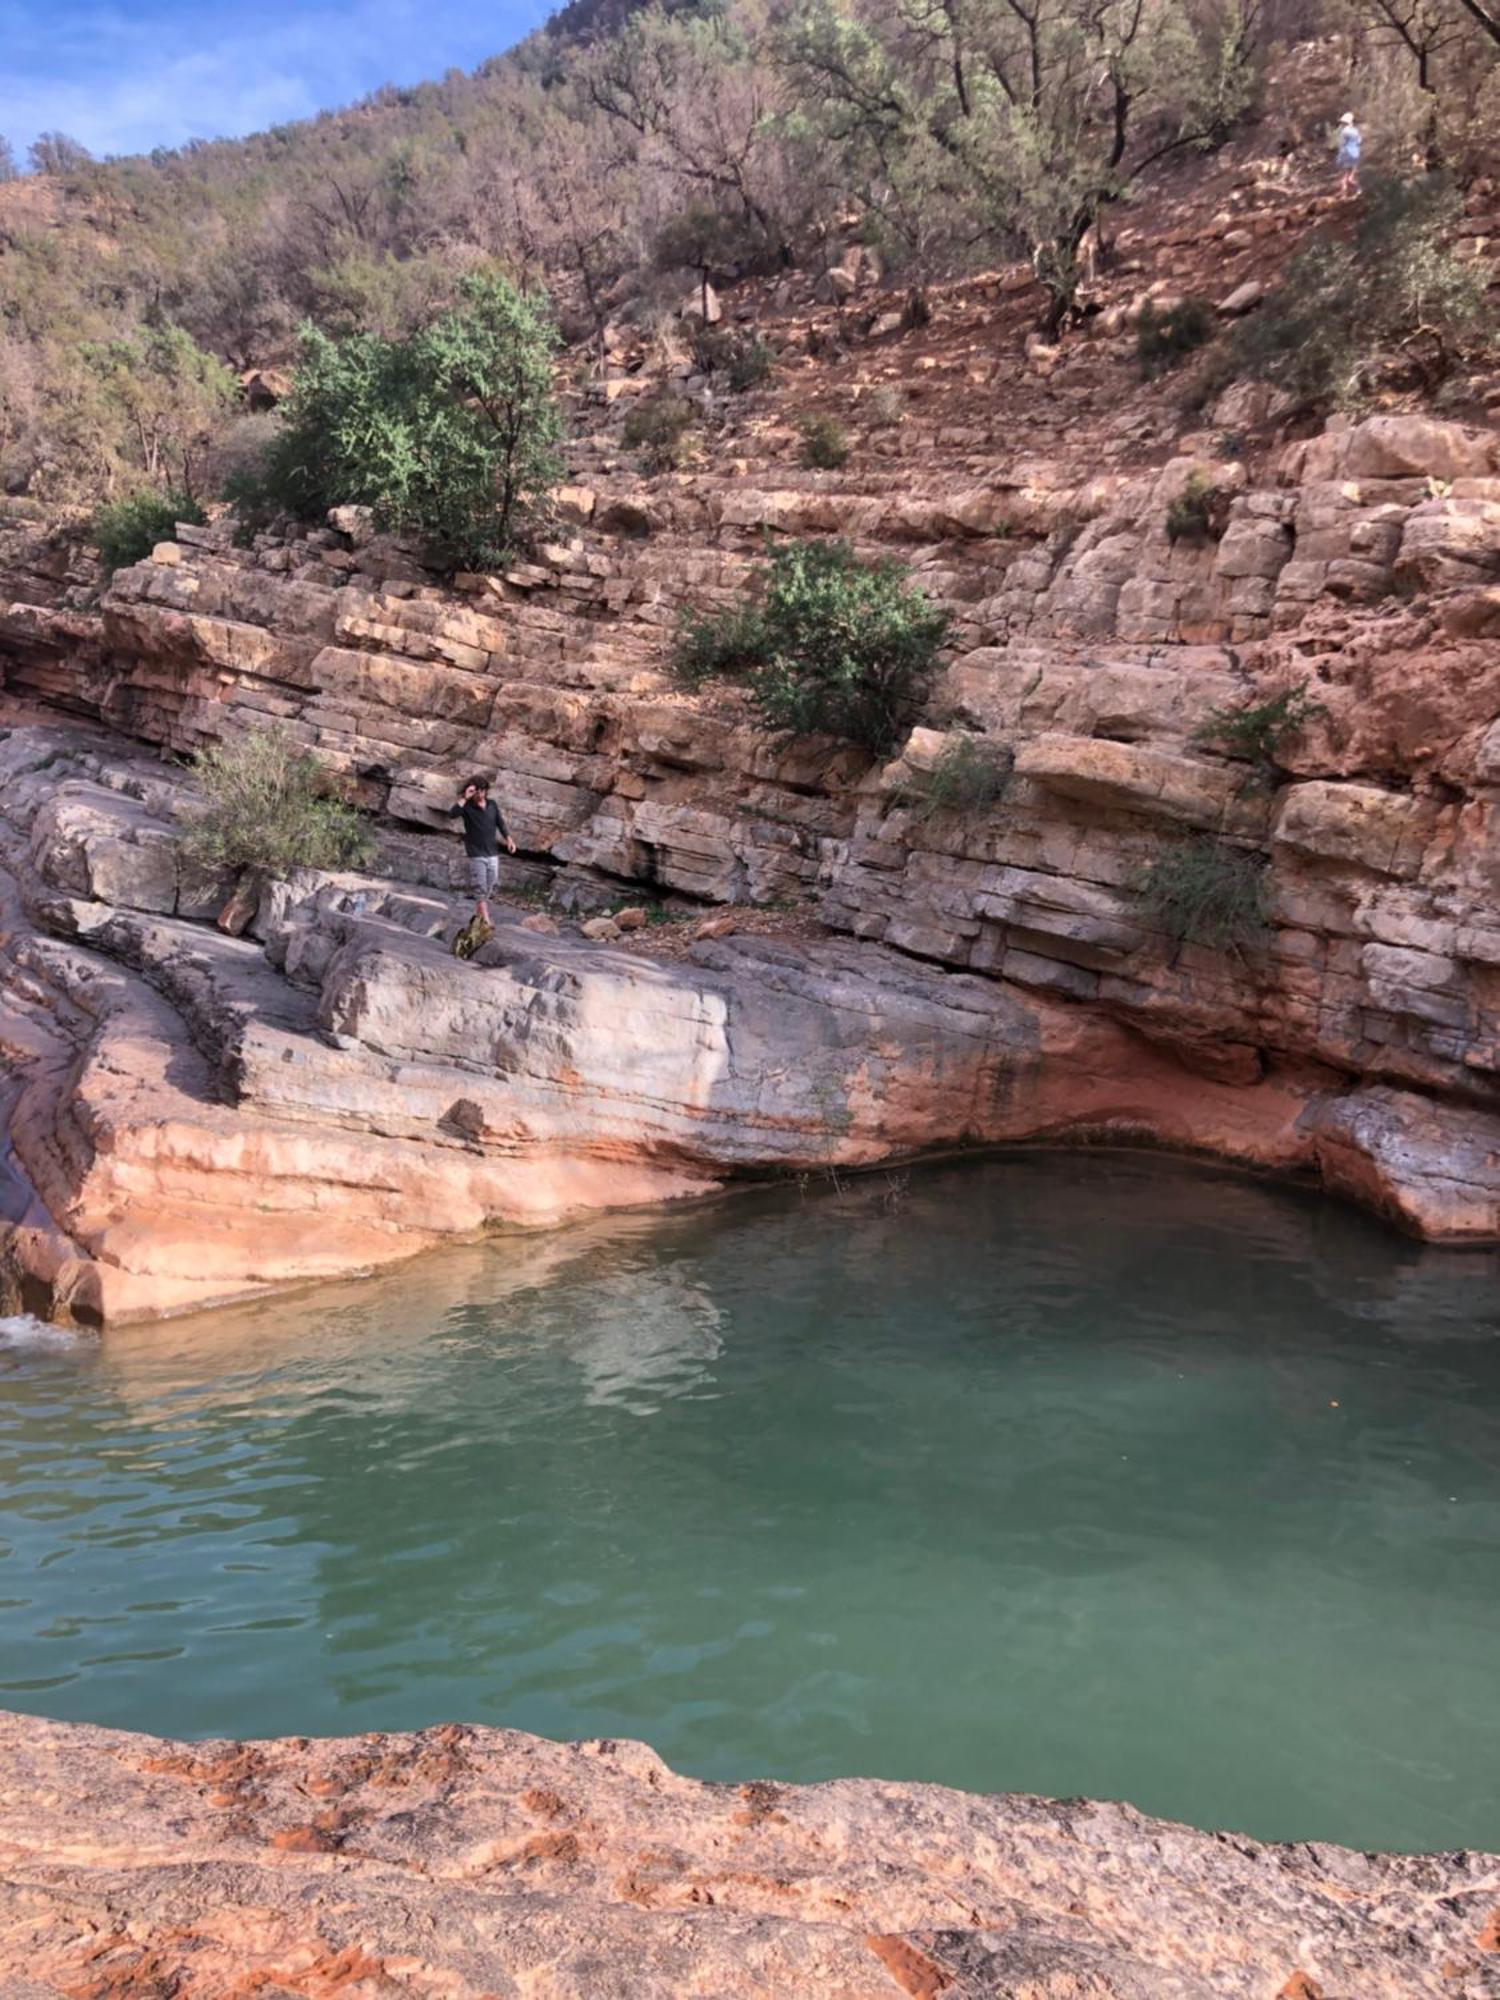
[447,776,515,933]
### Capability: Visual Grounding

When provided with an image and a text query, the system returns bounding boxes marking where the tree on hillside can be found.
[238,269,563,569]
[80,323,238,497]
[490,99,638,351]
[1345,0,1500,173]
[778,0,1263,332]
[584,3,811,272]
[28,132,93,176]
[1449,0,1500,44]
[0,136,19,181]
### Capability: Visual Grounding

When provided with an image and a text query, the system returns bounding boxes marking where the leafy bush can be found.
[673,538,949,754]
[178,729,374,882]
[224,270,562,570]
[91,489,205,573]
[674,600,765,685]
[900,733,1013,818]
[1225,175,1488,408]
[622,391,697,470]
[798,412,850,469]
[1165,472,1228,545]
[1137,297,1216,379]
[1137,836,1268,953]
[1196,680,1326,786]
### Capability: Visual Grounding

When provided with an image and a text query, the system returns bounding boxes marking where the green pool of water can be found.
[2,1154,1498,1852]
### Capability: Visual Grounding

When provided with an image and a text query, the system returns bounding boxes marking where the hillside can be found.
[3,0,1500,513]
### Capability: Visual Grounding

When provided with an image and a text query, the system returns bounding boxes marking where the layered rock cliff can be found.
[5,148,1500,1319]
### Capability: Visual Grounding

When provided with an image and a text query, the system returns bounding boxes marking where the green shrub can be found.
[673,538,949,754]
[623,392,697,470]
[900,733,1013,818]
[1225,175,1488,408]
[224,270,562,571]
[1137,297,1216,379]
[798,411,850,469]
[178,728,375,882]
[674,600,765,686]
[1165,472,1228,545]
[1137,836,1268,953]
[1195,680,1327,786]
[91,489,205,573]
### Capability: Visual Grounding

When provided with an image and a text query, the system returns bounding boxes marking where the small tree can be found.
[231,270,563,570]
[1137,297,1217,378]
[622,391,696,469]
[1195,681,1327,787]
[1165,472,1229,545]
[414,270,564,563]
[798,411,850,468]
[28,132,92,176]
[80,324,237,499]
[675,538,949,754]
[0,136,19,182]
[179,730,374,883]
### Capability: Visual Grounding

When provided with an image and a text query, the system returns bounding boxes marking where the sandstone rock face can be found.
[7,404,1500,1312]
[0,1711,1495,2000]
[3,711,1500,1324]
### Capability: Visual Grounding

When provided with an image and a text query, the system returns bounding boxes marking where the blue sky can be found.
[0,0,553,162]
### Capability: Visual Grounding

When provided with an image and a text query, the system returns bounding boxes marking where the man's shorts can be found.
[467,853,500,898]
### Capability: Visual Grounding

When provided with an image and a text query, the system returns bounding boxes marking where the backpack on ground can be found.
[452,914,494,961]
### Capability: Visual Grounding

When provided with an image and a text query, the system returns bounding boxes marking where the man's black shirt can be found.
[447,796,509,857]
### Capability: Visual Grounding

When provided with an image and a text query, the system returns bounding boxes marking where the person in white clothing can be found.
[1336,112,1362,197]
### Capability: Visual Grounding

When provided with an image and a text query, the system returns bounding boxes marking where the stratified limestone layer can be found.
[0,1712,1496,1999]
[6,714,1500,1324]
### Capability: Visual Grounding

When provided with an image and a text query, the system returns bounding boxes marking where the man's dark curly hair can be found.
[467,774,492,794]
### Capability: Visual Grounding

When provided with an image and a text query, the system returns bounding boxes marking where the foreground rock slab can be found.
[0,1714,1495,1999]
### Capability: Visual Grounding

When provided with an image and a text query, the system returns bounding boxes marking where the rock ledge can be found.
[0,1712,1496,1998]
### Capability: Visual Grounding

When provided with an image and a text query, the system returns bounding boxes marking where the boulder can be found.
[1218,279,1264,316]
[677,281,722,325]
[1394,496,1500,591]
[1272,781,1435,879]
[1301,415,1500,485]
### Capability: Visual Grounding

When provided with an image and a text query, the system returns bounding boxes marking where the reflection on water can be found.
[1,1153,1499,1853]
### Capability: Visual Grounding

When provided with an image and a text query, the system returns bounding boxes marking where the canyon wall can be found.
[7,390,1500,1321]
[6,148,1500,1320]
